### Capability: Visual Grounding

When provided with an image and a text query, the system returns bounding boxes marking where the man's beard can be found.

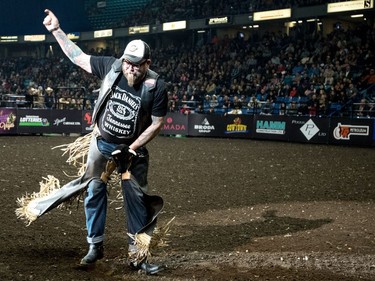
[127,73,136,87]
[125,72,143,87]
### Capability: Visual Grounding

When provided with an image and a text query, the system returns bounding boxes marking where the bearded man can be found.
[42,9,168,275]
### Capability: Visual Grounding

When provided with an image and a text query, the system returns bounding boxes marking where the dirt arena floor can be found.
[1,135,375,281]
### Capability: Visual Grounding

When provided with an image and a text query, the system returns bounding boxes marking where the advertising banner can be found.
[252,115,289,141]
[188,114,223,137]
[0,108,17,135]
[82,110,94,134]
[288,117,329,144]
[160,113,188,136]
[16,109,52,134]
[187,114,252,138]
[50,110,82,133]
[329,118,373,146]
[222,115,252,138]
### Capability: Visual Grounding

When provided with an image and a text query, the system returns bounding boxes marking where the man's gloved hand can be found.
[111,144,137,174]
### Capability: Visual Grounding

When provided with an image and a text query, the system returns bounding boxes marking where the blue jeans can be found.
[84,138,149,245]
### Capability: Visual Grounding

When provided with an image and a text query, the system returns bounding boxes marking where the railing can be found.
[0,87,97,110]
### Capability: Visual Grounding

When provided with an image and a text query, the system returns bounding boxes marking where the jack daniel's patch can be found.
[99,86,141,140]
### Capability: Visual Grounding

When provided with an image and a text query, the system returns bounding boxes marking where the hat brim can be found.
[123,54,147,65]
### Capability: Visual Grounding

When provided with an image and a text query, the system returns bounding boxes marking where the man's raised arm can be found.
[43,9,92,73]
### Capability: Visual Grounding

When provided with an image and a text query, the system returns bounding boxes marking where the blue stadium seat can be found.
[86,0,150,29]
[214,108,225,115]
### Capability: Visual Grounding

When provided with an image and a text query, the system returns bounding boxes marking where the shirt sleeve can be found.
[90,56,116,80]
[151,79,168,117]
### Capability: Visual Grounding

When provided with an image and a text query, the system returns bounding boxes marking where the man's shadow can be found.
[171,210,332,251]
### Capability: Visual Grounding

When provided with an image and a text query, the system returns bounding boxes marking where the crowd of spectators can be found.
[0,55,99,110]
[0,20,374,117]
[157,22,375,118]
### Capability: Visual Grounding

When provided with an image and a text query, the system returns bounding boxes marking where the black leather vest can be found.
[92,58,159,124]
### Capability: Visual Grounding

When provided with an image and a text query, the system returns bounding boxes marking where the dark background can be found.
[0,0,90,35]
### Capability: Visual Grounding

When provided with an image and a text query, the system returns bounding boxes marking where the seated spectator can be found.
[44,87,55,109]
[195,104,205,114]
[84,99,93,110]
[360,68,375,90]
[33,86,46,109]
[356,98,371,117]
[225,105,242,115]
[232,95,242,109]
[279,102,287,115]
[287,101,298,116]
[180,104,191,115]
[260,99,272,115]
[206,107,215,115]
[248,94,261,108]
[206,80,217,95]
[25,87,34,108]
[58,96,70,109]
[209,95,219,108]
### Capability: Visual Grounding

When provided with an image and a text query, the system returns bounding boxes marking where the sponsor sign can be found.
[188,114,220,137]
[289,117,329,144]
[163,21,186,31]
[129,25,150,34]
[67,32,80,40]
[94,29,113,38]
[188,114,252,138]
[17,109,52,133]
[82,111,94,133]
[252,116,289,140]
[329,118,373,146]
[0,109,17,135]
[206,16,231,25]
[327,0,373,13]
[51,110,82,133]
[253,8,291,21]
[160,113,188,135]
[0,36,18,43]
[24,35,45,42]
[223,115,252,138]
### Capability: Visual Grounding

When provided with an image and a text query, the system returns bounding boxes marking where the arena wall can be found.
[0,109,374,147]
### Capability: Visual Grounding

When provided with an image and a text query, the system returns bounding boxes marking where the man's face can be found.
[122,59,150,87]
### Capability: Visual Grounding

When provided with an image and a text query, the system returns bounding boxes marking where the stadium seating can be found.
[85,0,150,29]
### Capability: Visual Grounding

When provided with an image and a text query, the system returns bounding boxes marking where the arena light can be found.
[351,14,364,17]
